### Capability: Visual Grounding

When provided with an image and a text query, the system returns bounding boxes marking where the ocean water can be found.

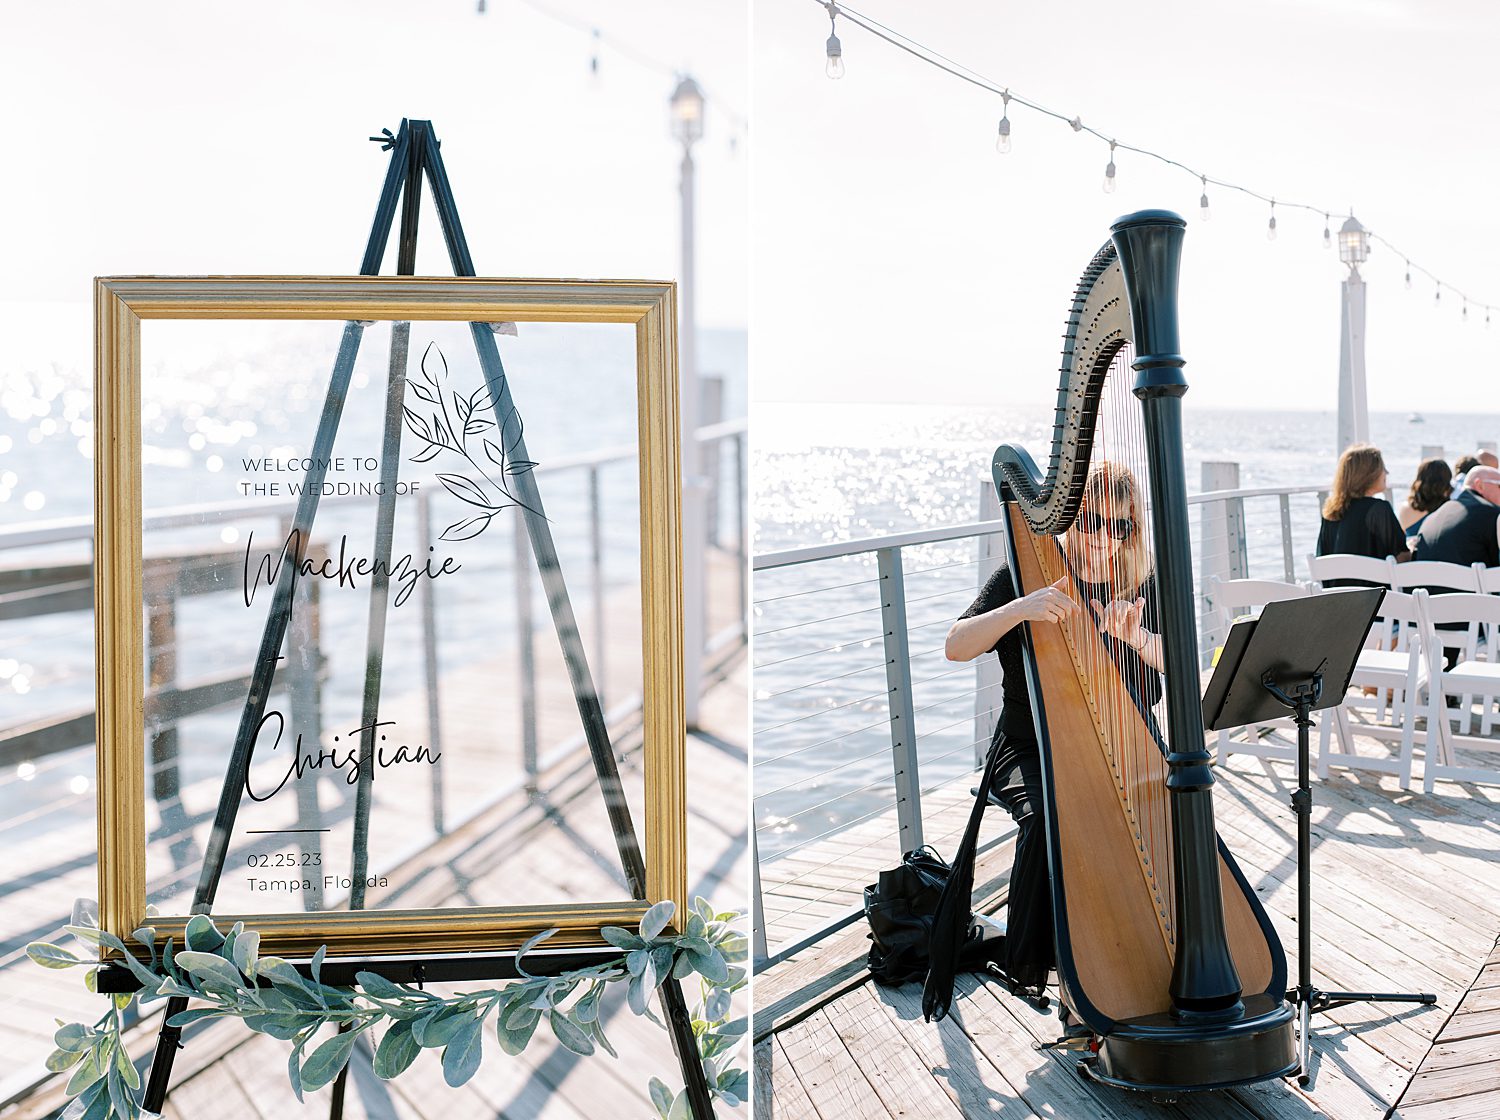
[752,403,1500,864]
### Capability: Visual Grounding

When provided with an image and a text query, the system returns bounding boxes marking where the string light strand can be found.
[811,0,1495,317]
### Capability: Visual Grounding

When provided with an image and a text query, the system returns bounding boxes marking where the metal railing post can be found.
[514,514,539,794]
[877,546,923,854]
[734,431,748,634]
[416,492,446,835]
[1279,492,1295,584]
[751,828,770,963]
[589,465,605,711]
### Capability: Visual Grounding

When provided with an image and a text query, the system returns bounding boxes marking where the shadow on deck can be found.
[754,734,1500,1120]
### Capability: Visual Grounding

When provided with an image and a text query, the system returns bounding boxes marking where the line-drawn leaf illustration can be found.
[408,444,441,464]
[482,439,505,468]
[464,418,494,436]
[503,404,527,457]
[440,512,496,541]
[421,341,448,387]
[430,413,455,448]
[469,384,498,415]
[408,381,438,405]
[401,406,432,442]
[437,473,492,509]
[507,459,538,476]
[453,390,472,427]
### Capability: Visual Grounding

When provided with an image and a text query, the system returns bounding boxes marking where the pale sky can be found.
[0,0,748,334]
[753,0,1500,410]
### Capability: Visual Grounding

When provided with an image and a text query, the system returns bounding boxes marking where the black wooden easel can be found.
[106,119,715,1120]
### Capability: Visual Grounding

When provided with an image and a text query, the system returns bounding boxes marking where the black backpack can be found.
[864,847,1003,986]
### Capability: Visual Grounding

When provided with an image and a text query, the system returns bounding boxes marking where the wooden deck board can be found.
[759,742,1500,1120]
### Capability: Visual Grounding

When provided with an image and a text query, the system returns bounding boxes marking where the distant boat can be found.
[1409,412,1425,423]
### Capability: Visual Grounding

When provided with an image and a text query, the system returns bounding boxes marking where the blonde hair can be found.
[1066,461,1153,596]
[1323,444,1386,520]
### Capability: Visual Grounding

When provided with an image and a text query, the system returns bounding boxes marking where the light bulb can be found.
[1405,262,1412,289]
[1323,216,1331,249]
[1199,177,1210,221]
[996,116,1012,153]
[825,33,844,79]
[1435,285,1442,303]
[1102,160,1116,193]
[1267,215,1277,241]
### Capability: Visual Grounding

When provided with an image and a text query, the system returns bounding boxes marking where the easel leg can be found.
[661,976,717,1119]
[142,121,415,1112]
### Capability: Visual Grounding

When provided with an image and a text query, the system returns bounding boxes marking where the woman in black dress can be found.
[923,461,1162,1021]
[1316,444,1411,584]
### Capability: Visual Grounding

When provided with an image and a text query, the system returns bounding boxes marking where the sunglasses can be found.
[1077,510,1135,540]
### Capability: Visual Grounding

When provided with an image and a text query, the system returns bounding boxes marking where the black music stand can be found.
[1202,588,1436,1086]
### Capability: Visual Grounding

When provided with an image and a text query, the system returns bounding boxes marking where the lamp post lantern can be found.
[1336,214,1371,454]
[671,75,707,727]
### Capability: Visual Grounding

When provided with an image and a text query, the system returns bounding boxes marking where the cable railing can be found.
[751,471,1349,968]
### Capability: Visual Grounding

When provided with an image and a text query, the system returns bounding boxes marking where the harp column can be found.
[1113,211,1246,1019]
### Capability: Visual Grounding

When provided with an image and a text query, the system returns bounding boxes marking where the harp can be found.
[992,211,1296,1091]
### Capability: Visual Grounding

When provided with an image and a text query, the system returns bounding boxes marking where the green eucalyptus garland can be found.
[29,898,748,1120]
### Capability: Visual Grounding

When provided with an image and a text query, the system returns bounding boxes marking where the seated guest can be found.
[1414,465,1500,570]
[1398,458,1453,535]
[1317,444,1410,585]
[1451,454,1482,499]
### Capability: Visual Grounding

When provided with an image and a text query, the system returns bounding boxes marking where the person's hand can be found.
[1091,596,1148,649]
[1013,578,1080,625]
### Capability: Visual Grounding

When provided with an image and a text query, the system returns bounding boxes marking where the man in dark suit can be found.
[1414,465,1500,570]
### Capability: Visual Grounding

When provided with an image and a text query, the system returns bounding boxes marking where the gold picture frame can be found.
[94,276,685,958]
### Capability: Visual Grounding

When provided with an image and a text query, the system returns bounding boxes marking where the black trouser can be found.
[989,732,1053,988]
[922,729,1052,1020]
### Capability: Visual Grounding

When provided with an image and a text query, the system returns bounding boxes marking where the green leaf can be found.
[62,1077,106,1120]
[717,932,749,963]
[693,897,715,925]
[373,1019,421,1079]
[232,929,260,979]
[667,1086,692,1120]
[514,927,558,974]
[310,944,327,987]
[175,951,245,990]
[299,1029,360,1091]
[114,947,162,992]
[130,927,157,958]
[64,1049,102,1095]
[183,915,224,953]
[355,970,412,1002]
[689,947,729,985]
[588,1015,618,1059]
[441,1017,484,1087]
[717,1017,748,1037]
[105,1066,131,1120]
[54,1022,90,1051]
[65,925,128,955]
[649,1077,675,1118]
[496,1007,541,1056]
[287,1043,305,1103]
[116,1043,141,1091]
[548,1010,595,1056]
[599,926,644,951]
[574,985,601,1024]
[243,1011,310,1040]
[639,900,675,941]
[650,946,675,983]
[45,1047,84,1073]
[28,942,83,969]
[415,1007,479,1049]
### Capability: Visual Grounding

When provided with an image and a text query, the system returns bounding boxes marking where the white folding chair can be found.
[1388,560,1483,593]
[1418,590,1500,791]
[1206,576,1309,764]
[1306,552,1398,590]
[1481,566,1500,595]
[1317,589,1428,789]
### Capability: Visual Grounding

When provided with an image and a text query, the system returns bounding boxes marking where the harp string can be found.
[1052,343,1177,951]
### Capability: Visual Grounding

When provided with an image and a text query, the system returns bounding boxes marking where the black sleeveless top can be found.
[1413,490,1500,568]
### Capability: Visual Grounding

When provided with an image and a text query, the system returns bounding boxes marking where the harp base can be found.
[1082,993,1297,1093]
